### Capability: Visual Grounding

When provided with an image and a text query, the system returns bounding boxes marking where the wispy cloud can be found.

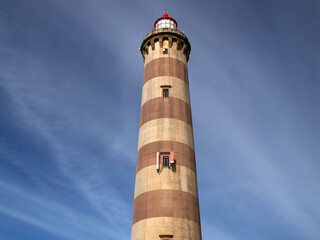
[0,2,139,238]
[0,181,127,240]
[192,40,320,238]
[0,1,319,240]
[0,50,132,238]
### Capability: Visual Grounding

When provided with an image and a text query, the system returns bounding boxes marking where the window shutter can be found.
[170,151,174,164]
[156,152,160,170]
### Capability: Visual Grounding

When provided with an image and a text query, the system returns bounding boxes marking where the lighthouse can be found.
[131,12,201,240]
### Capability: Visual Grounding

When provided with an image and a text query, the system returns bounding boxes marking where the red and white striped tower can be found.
[131,12,201,240]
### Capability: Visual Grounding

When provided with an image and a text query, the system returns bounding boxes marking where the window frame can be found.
[163,155,169,167]
[163,88,169,98]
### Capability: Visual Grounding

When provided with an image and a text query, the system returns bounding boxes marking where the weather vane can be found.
[164,0,168,14]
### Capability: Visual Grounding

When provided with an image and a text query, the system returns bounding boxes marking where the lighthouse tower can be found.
[131,13,201,240]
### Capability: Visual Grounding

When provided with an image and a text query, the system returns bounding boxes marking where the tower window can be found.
[157,152,174,173]
[163,156,169,167]
[163,48,168,54]
[159,235,173,239]
[163,88,169,98]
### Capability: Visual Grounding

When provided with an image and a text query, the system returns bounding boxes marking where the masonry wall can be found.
[131,29,201,240]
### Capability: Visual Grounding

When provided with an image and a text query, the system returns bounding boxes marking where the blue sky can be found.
[0,0,319,239]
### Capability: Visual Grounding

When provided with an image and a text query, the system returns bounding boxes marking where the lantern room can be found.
[153,13,179,31]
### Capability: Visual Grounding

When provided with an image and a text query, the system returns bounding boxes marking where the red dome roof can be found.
[154,13,178,28]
